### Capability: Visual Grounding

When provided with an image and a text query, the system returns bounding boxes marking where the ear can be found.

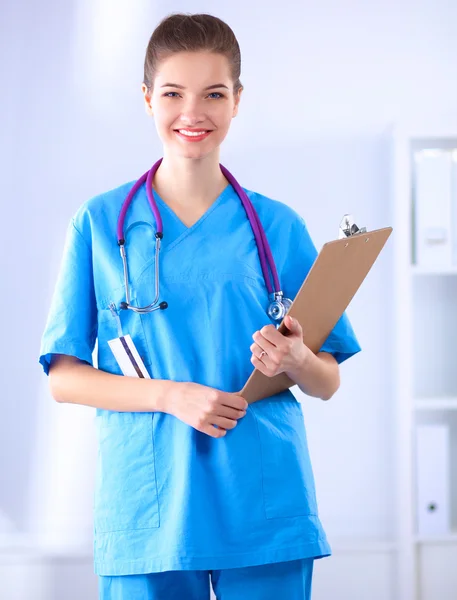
[232,86,243,118]
[141,83,154,117]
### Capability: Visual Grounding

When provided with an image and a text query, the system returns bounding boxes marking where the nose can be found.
[179,96,207,125]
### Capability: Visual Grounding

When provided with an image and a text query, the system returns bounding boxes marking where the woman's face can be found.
[142,51,242,160]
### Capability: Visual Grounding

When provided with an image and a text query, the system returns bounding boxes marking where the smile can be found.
[174,129,212,142]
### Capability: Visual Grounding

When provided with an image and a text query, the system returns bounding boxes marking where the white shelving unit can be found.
[415,397,457,411]
[392,126,457,600]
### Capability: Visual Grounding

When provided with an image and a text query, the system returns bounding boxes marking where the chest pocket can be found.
[96,300,152,377]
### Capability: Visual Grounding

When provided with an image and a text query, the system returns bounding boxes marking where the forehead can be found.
[154,51,232,87]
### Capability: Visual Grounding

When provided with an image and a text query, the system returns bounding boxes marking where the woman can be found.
[39,12,361,600]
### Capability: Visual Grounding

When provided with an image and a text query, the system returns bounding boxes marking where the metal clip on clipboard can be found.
[338,214,367,239]
[338,215,367,240]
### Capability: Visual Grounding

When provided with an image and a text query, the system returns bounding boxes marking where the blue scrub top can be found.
[39,177,361,576]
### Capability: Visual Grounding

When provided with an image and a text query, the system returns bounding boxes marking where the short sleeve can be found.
[281,216,361,365]
[39,218,98,376]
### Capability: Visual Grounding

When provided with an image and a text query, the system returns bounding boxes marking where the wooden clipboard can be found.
[238,224,393,403]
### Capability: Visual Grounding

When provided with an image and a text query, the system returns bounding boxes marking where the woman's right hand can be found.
[165,382,248,438]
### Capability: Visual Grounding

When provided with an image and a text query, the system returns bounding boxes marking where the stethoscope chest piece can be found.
[267,292,293,325]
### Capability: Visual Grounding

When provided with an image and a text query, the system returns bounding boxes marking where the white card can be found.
[107,334,150,378]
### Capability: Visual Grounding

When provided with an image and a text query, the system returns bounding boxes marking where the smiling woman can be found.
[137,14,244,215]
[143,51,242,196]
[39,11,361,600]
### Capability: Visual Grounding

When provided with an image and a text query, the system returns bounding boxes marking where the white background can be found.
[1,0,457,597]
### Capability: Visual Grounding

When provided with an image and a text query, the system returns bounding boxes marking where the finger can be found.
[285,315,302,335]
[214,405,247,420]
[221,393,248,411]
[250,342,276,369]
[211,416,238,430]
[201,424,227,438]
[251,354,270,376]
[252,331,276,353]
[259,324,283,345]
[249,342,263,355]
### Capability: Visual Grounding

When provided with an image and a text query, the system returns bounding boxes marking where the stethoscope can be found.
[116,158,292,324]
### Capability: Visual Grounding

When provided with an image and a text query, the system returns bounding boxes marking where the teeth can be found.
[178,130,208,137]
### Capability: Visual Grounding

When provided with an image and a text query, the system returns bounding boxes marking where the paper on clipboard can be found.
[238,216,392,404]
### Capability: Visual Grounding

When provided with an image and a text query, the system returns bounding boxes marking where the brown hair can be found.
[143,13,243,96]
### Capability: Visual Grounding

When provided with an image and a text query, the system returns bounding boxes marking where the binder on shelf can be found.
[452,152,457,266]
[415,424,450,537]
[414,149,454,268]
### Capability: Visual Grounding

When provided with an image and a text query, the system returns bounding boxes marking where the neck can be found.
[153,150,228,209]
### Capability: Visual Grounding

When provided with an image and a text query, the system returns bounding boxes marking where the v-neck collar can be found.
[151,183,234,253]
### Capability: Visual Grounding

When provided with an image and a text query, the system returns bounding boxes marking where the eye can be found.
[162,91,225,99]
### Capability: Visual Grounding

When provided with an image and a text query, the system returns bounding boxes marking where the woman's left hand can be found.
[250,315,313,378]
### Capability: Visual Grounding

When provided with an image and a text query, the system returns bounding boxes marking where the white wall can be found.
[1,0,457,597]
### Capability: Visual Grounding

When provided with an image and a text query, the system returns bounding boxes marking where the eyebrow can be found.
[160,83,229,91]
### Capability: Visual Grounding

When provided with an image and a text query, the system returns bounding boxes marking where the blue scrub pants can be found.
[99,558,314,599]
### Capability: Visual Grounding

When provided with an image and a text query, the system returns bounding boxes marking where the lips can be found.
[174,130,213,142]
[174,129,212,134]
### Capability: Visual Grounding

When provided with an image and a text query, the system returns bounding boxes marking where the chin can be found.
[172,144,221,162]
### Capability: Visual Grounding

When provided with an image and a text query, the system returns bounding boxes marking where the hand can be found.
[166,382,248,438]
[250,315,312,378]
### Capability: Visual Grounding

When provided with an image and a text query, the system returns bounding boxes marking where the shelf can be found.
[411,266,457,276]
[415,397,457,411]
[414,531,457,545]
[391,126,457,600]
